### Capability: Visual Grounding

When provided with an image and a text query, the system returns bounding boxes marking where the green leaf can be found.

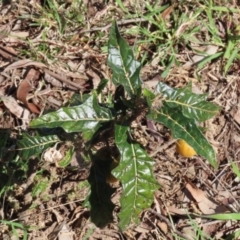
[32,177,49,197]
[11,225,18,239]
[67,93,89,107]
[113,124,159,230]
[96,79,108,95]
[58,146,74,168]
[224,47,238,74]
[155,81,191,99]
[143,88,156,106]
[30,94,114,140]
[161,55,175,78]
[107,21,142,97]
[156,82,221,122]
[0,220,28,240]
[147,106,217,168]
[17,133,60,160]
[197,52,223,69]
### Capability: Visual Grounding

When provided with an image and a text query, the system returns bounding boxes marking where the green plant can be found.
[119,0,240,77]
[15,21,220,230]
[0,220,28,240]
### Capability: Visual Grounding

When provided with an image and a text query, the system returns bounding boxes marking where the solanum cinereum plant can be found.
[23,21,220,230]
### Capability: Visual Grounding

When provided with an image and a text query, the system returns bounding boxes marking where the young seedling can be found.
[29,21,220,230]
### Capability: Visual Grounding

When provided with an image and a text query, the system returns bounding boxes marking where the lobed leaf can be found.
[147,106,217,168]
[17,133,60,160]
[113,124,159,230]
[107,21,142,97]
[156,82,221,122]
[30,94,114,140]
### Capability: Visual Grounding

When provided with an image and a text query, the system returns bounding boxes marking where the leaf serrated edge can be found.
[114,125,159,229]
[165,99,220,115]
[109,21,141,96]
[151,108,217,168]
[17,138,60,151]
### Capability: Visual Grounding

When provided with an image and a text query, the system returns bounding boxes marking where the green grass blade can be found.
[224,48,238,74]
[203,213,240,220]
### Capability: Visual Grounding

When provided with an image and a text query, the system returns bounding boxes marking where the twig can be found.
[149,209,192,240]
[44,69,85,90]
[0,46,85,90]
[149,139,177,157]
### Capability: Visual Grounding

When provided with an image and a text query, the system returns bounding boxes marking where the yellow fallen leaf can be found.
[176,139,197,157]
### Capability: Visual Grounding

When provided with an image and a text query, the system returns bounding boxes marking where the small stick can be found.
[44,69,85,90]
[0,46,85,90]
[149,139,177,157]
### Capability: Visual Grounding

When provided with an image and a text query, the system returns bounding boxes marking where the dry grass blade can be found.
[4,59,47,71]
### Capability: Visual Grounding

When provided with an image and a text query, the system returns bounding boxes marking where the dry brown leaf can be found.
[67,71,88,80]
[184,45,219,69]
[51,209,64,223]
[3,31,29,43]
[0,45,17,60]
[2,96,25,118]
[233,108,240,124]
[17,69,41,114]
[182,227,197,240]
[157,221,168,234]
[48,222,74,240]
[192,82,204,95]
[185,182,228,214]
[44,69,85,90]
[43,144,63,163]
[135,224,152,233]
[202,222,222,239]
[10,31,29,38]
[0,24,11,40]
[47,96,62,107]
[4,59,47,71]
[161,5,174,20]
[0,3,12,16]
[44,71,63,87]
[168,205,190,216]
[58,223,74,240]
[87,69,101,90]
[144,74,160,90]
[21,107,31,129]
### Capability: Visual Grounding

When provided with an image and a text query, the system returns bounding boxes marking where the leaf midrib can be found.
[166,99,219,113]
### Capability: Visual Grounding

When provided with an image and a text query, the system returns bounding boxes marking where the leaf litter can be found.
[1,0,240,239]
